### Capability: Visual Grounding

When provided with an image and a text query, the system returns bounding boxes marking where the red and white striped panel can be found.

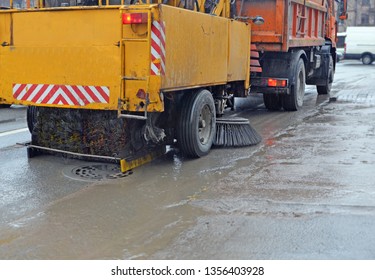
[150,20,166,76]
[12,84,110,106]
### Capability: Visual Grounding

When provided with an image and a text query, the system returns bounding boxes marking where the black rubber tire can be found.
[282,58,305,111]
[263,94,281,111]
[26,106,38,134]
[177,89,216,158]
[317,55,334,95]
[0,104,11,108]
[362,54,373,65]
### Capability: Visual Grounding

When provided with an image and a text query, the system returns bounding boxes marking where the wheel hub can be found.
[198,104,212,144]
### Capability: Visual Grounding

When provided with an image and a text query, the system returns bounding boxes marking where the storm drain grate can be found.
[65,164,133,181]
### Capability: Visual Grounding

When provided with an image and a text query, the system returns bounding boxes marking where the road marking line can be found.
[0,128,29,137]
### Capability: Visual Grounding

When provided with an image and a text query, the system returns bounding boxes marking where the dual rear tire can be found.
[263,58,306,112]
[281,58,306,111]
[317,55,334,95]
[264,54,334,111]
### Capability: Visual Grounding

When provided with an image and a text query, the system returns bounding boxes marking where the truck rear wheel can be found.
[177,89,216,158]
[282,58,305,111]
[263,94,281,111]
[317,55,334,95]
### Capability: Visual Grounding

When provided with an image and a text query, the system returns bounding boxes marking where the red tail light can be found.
[122,13,148,24]
[268,78,287,87]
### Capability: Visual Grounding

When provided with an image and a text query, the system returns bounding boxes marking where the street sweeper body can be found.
[0,0,261,171]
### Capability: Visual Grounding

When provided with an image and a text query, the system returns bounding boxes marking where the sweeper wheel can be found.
[177,89,216,158]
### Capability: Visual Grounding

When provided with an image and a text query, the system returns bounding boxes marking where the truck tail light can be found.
[268,78,287,87]
[122,13,148,24]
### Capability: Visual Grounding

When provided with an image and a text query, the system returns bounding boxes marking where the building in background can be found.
[340,0,375,31]
[0,0,37,8]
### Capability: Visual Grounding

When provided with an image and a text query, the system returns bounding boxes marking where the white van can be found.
[344,26,375,65]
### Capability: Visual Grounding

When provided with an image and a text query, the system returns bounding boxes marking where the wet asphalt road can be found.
[0,60,375,259]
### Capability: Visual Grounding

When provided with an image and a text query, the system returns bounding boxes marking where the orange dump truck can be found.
[241,0,347,111]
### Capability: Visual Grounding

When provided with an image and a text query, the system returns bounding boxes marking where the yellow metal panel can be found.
[1,46,121,109]
[0,13,12,105]
[119,146,166,173]
[12,9,120,46]
[0,5,250,111]
[227,20,251,88]
[160,5,229,90]
[121,6,164,113]
[122,40,149,111]
[0,9,122,110]
[0,13,11,44]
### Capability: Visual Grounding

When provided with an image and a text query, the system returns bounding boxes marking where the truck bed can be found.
[239,0,328,52]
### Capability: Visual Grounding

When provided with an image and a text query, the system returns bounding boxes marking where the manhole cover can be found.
[63,164,133,181]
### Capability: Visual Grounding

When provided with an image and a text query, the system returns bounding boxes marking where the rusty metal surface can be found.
[238,0,335,52]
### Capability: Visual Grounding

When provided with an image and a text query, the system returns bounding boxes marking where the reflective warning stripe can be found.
[12,84,110,106]
[150,20,166,76]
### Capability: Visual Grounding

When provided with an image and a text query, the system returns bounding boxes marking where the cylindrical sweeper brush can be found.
[214,117,262,147]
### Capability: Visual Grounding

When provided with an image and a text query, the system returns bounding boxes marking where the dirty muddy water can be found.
[0,61,375,259]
